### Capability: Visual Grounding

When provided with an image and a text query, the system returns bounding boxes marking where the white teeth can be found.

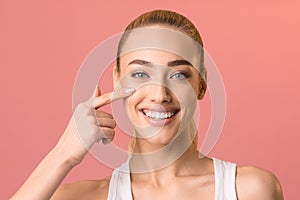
[155,112,160,119]
[143,110,176,120]
[164,113,168,118]
[159,113,164,119]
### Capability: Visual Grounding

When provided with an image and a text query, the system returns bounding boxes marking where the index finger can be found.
[93,87,135,109]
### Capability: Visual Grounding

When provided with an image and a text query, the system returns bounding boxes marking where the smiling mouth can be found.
[141,109,179,120]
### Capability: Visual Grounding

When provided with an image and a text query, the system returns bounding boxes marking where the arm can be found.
[10,86,134,200]
[236,166,284,200]
[10,144,75,200]
[50,179,110,200]
[10,111,97,200]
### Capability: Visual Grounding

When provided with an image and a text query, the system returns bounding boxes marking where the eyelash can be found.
[131,71,190,80]
[170,71,190,80]
[131,71,149,79]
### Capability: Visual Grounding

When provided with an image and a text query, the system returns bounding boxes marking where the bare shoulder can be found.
[236,165,283,200]
[51,176,111,200]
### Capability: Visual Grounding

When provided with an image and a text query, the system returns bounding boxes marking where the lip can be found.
[138,105,180,126]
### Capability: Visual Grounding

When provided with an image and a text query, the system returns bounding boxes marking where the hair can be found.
[115,10,207,152]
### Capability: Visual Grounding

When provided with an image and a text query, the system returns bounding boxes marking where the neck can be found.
[130,144,207,187]
[130,122,196,171]
[129,121,208,186]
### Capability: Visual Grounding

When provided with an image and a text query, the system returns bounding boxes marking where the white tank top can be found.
[107,157,237,200]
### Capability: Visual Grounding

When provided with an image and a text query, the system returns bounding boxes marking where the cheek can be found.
[124,88,147,113]
[170,82,197,103]
[169,83,198,122]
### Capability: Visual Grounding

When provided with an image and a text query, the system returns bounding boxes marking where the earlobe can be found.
[197,80,207,100]
[197,88,203,100]
[197,70,207,100]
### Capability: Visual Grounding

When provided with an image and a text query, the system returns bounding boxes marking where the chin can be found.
[143,131,178,147]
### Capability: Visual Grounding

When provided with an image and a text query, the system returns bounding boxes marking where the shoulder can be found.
[51,176,111,200]
[235,165,283,200]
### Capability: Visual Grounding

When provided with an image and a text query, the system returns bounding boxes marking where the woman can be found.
[11,10,283,200]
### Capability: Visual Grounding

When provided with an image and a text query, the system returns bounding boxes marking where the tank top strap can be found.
[107,160,133,200]
[212,157,237,200]
[107,157,237,200]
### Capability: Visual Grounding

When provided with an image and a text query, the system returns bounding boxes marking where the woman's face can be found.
[115,48,201,146]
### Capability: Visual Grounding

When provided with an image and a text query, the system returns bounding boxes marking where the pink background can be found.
[1,1,299,199]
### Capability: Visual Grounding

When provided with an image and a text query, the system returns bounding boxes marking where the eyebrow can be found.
[128,59,192,67]
[128,59,152,67]
[168,60,192,67]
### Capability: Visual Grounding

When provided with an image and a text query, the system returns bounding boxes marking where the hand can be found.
[55,85,135,166]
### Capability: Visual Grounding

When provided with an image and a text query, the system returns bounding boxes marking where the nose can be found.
[148,84,171,103]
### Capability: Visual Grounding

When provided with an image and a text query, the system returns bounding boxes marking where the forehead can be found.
[120,27,202,70]
[120,49,186,67]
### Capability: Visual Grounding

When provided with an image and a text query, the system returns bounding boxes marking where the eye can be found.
[131,71,150,79]
[170,71,190,80]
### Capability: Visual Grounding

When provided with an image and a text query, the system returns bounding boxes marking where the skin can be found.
[52,48,283,200]
[11,27,284,200]
[10,87,135,200]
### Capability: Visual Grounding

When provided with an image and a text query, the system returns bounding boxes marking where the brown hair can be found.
[116,10,204,70]
[116,9,206,99]
[116,10,206,151]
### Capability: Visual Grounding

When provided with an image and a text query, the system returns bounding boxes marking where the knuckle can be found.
[76,104,93,116]
[109,130,115,141]
[112,120,117,128]
[95,109,103,117]
[107,113,113,119]
[81,108,91,116]
[89,108,96,116]
[86,115,96,124]
[99,126,106,133]
[111,130,115,137]
[105,128,114,137]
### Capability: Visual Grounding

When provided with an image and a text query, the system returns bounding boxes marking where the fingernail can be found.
[124,88,135,94]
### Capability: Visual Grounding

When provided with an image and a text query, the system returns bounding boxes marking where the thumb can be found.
[87,85,101,107]
[93,85,101,98]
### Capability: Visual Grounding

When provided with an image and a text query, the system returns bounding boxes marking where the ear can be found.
[197,71,207,100]
[113,65,120,88]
